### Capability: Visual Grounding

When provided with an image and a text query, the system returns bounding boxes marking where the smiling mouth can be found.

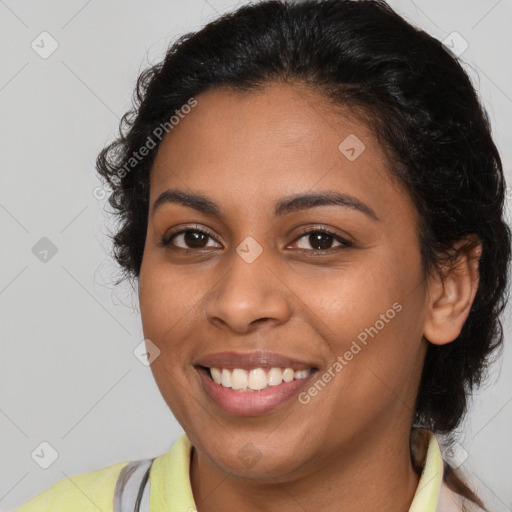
[199,366,318,392]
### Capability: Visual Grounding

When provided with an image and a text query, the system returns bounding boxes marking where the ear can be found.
[423,235,482,345]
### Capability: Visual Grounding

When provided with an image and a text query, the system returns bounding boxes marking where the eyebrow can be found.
[152,189,379,221]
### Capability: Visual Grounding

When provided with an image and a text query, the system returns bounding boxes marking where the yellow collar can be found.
[150,429,443,512]
[409,429,444,512]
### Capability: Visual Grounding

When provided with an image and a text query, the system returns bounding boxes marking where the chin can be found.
[195,433,309,480]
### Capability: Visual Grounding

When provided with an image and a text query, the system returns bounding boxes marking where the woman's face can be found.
[138,82,430,479]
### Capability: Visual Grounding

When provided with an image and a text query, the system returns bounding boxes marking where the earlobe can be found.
[423,237,482,346]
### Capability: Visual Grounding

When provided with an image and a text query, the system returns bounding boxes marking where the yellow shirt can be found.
[14,429,477,512]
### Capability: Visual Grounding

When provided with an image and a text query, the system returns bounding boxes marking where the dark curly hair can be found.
[96,0,511,507]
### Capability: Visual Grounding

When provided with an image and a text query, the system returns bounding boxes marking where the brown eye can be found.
[160,226,221,250]
[291,229,352,252]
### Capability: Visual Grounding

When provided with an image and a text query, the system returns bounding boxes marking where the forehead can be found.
[149,82,414,223]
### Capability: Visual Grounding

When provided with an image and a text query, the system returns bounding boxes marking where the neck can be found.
[190,423,421,512]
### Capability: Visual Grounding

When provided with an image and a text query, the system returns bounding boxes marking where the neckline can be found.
[149,428,443,512]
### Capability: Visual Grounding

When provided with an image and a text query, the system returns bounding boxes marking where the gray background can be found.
[1,1,511,511]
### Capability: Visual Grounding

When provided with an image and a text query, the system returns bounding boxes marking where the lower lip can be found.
[196,367,317,416]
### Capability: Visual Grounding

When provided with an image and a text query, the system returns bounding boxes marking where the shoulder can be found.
[15,460,129,512]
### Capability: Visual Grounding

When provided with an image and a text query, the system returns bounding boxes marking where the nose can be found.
[204,246,292,334]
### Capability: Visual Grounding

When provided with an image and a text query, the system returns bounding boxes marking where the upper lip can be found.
[194,351,318,371]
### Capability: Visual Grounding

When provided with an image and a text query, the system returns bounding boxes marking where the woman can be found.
[16,0,511,511]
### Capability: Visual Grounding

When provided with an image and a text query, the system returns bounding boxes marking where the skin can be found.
[138,81,481,512]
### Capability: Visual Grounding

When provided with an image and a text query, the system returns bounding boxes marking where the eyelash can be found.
[158,225,353,254]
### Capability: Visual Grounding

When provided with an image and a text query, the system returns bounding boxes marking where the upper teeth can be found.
[209,367,311,391]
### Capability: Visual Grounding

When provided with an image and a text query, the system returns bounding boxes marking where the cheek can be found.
[305,252,422,377]
[303,259,399,334]
[139,255,207,318]
[138,264,199,421]
[138,260,201,346]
